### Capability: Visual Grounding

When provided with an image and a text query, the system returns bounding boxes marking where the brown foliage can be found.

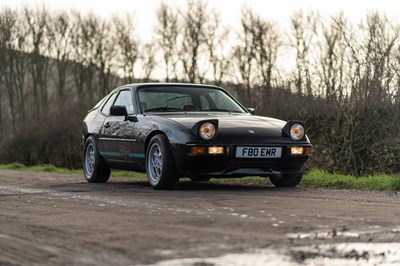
[0,105,82,168]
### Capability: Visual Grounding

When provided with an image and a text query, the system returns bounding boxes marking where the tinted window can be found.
[101,93,117,116]
[114,90,135,114]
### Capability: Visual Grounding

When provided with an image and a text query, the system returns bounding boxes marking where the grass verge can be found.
[303,168,400,191]
[1,163,399,191]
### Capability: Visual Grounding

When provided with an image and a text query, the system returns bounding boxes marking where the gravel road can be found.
[1,169,400,265]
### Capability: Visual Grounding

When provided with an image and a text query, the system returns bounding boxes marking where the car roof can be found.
[112,83,223,93]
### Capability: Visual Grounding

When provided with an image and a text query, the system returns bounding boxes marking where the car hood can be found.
[154,113,286,138]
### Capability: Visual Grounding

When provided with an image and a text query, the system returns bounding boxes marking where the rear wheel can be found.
[146,134,180,189]
[83,136,111,183]
[269,172,303,187]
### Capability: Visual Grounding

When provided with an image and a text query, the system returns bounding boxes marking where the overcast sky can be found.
[3,0,399,77]
[2,0,400,42]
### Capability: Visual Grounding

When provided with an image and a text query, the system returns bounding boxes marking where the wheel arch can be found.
[84,133,95,143]
[145,130,168,154]
[83,134,108,163]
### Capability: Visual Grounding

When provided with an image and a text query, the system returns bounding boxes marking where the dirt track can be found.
[1,169,400,265]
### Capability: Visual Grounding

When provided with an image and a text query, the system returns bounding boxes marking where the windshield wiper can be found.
[203,108,243,113]
[145,107,182,112]
[165,95,190,103]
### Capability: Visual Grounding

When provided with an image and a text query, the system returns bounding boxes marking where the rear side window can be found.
[101,93,117,116]
[92,95,108,110]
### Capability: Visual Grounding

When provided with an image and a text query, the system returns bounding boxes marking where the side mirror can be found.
[110,105,128,116]
[247,108,255,115]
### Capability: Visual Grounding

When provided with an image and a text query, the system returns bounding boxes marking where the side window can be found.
[114,90,135,114]
[101,93,117,116]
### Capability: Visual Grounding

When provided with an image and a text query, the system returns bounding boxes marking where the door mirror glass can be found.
[110,105,128,116]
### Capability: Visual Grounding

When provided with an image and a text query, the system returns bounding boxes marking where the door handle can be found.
[104,123,110,129]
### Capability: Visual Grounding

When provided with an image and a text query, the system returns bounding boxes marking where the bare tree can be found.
[248,11,280,94]
[113,15,139,84]
[317,13,347,100]
[70,12,101,107]
[0,8,17,131]
[179,0,211,83]
[24,6,50,115]
[205,13,230,86]
[232,9,256,94]
[155,3,179,81]
[290,11,318,96]
[232,8,281,110]
[93,17,118,96]
[0,8,29,131]
[140,43,156,81]
[47,11,73,108]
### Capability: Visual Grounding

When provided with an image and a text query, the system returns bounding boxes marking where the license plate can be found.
[235,147,282,158]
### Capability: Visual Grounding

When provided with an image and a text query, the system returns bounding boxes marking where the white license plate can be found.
[235,147,282,158]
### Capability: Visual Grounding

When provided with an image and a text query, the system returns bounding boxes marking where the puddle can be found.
[287,226,400,242]
[292,243,400,265]
[287,230,360,240]
[289,227,400,265]
[146,241,400,266]
[148,228,400,266]
[148,243,400,266]
[146,249,293,266]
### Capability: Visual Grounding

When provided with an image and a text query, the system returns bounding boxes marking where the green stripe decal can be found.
[129,153,145,159]
[99,151,145,159]
[100,151,120,157]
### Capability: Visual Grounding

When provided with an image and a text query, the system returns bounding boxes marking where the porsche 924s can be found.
[82,83,311,189]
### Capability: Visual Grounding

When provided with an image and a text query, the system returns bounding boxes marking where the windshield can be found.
[138,86,246,113]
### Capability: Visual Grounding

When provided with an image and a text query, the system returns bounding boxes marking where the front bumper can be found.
[172,143,311,178]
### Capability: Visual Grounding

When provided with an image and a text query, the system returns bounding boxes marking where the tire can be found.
[83,136,111,183]
[190,176,211,182]
[146,134,180,189]
[269,172,303,187]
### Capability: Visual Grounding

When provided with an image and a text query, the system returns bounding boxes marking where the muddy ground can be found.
[0,169,400,265]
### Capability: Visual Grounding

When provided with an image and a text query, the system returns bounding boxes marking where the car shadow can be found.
[176,180,275,191]
[48,177,300,193]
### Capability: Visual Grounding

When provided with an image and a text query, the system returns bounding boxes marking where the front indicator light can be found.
[208,146,224,155]
[191,147,206,155]
[305,147,311,155]
[291,147,304,155]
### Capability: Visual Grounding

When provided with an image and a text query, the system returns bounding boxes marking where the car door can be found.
[101,89,136,162]
[96,92,117,156]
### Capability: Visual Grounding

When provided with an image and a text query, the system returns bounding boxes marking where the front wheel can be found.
[146,134,180,189]
[269,172,303,187]
[83,136,111,183]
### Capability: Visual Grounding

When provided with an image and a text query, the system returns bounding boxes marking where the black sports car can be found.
[82,83,311,189]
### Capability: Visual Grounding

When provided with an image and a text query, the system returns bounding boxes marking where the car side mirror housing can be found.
[247,108,255,115]
[110,105,128,116]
